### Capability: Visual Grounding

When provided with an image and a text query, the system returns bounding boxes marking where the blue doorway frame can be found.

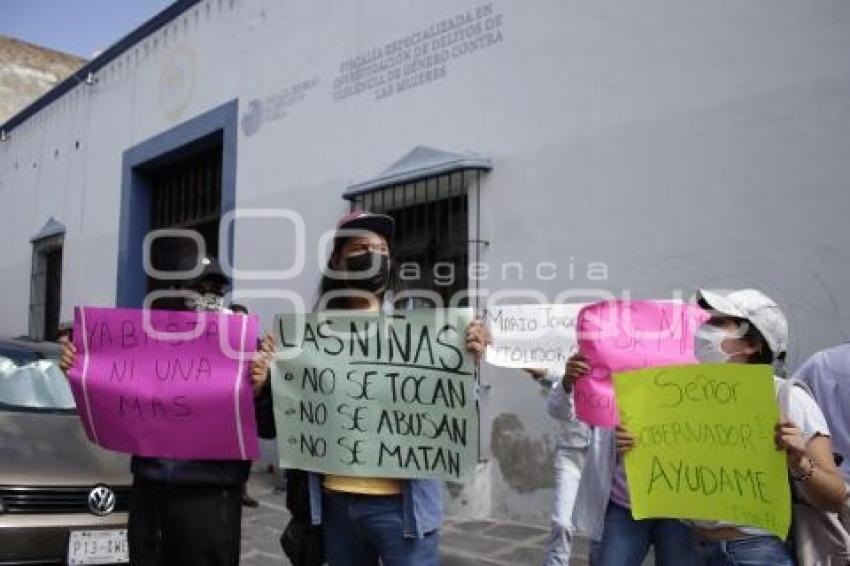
[116,99,238,307]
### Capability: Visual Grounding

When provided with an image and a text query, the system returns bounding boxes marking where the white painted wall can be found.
[1,0,849,524]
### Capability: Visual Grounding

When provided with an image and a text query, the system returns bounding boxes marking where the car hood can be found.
[0,410,131,486]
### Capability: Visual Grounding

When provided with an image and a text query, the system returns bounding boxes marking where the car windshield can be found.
[0,345,41,366]
[0,345,76,411]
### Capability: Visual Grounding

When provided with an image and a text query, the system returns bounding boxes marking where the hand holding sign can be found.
[59,335,76,374]
[251,332,276,394]
[775,420,810,477]
[615,424,636,455]
[465,318,489,364]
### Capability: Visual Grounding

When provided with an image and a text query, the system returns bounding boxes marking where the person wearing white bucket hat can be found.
[693,289,789,370]
[676,288,846,565]
[555,289,845,565]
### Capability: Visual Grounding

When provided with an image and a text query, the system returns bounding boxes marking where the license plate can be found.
[67,529,129,565]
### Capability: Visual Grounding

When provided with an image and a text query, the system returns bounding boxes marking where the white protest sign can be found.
[484,304,584,372]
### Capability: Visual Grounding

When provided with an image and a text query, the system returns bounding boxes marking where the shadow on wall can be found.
[490,412,555,494]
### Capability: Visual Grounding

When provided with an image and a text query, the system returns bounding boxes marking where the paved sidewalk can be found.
[439,517,592,566]
[240,472,291,566]
[240,471,597,565]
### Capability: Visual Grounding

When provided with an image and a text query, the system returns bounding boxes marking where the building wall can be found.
[1,0,850,524]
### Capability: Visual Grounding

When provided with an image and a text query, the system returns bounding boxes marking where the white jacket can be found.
[546,380,615,541]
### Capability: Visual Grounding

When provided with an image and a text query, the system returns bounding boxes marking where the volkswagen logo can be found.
[87,485,116,516]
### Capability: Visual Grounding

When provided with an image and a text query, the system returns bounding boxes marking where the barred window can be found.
[344,148,490,309]
[145,142,223,294]
[348,172,472,308]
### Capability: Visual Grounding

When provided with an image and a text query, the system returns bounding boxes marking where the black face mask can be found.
[341,252,391,293]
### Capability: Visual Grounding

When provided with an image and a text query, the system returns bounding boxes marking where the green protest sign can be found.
[613,364,790,538]
[271,308,477,482]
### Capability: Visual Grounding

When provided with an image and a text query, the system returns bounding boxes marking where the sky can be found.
[1,0,175,59]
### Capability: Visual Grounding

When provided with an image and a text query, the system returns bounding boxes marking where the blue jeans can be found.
[697,536,795,566]
[590,502,701,566]
[322,492,439,566]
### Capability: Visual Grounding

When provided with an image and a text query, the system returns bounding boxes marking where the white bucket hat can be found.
[696,288,789,359]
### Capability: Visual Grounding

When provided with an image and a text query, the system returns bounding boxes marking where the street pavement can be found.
[239,471,602,566]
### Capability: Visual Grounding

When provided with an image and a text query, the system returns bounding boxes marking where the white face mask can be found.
[185,292,225,312]
[694,324,736,363]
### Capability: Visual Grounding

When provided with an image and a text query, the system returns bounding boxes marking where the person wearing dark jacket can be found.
[59,257,275,566]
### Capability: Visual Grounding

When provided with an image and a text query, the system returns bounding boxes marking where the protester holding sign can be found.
[550,356,700,566]
[690,289,845,564]
[486,302,591,565]
[526,366,589,566]
[59,257,275,566]
[540,300,703,565]
[615,289,846,565]
[266,210,487,566]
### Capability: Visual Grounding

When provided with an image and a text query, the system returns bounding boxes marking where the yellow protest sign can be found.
[613,364,790,538]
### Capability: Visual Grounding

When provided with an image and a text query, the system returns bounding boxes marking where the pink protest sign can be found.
[68,307,260,460]
[573,301,708,428]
